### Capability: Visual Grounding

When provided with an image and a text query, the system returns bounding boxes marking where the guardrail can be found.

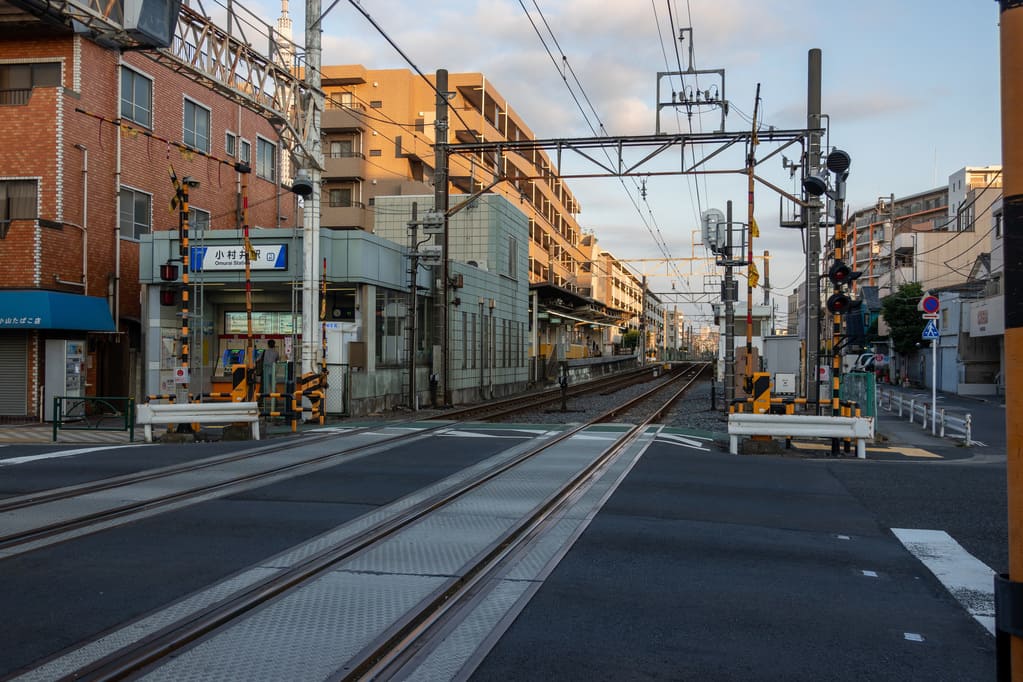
[878,389,972,445]
[135,401,260,443]
[728,413,875,458]
[52,396,135,442]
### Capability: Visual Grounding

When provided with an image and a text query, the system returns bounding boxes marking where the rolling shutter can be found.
[0,335,28,415]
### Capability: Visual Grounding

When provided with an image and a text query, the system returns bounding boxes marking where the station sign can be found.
[190,245,287,271]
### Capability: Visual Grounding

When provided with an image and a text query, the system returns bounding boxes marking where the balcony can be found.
[894,232,916,254]
[322,104,367,132]
[321,202,370,230]
[324,152,367,180]
[0,89,31,106]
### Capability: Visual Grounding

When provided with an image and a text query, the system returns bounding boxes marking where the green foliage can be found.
[620,329,641,349]
[880,282,926,355]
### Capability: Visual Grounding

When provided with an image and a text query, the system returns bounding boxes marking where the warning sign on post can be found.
[174,367,190,384]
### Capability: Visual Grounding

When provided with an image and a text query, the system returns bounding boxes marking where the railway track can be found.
[0,364,705,558]
[10,363,708,681]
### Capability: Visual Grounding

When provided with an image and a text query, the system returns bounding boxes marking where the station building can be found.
[0,27,294,420]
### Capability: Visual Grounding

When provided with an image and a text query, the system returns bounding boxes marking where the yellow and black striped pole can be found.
[996,1,1023,678]
[179,179,191,402]
[238,162,256,401]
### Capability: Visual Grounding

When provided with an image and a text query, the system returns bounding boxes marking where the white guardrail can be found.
[728,413,875,459]
[877,389,972,446]
[136,402,261,443]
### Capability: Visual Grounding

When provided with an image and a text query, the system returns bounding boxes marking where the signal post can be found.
[996,1,1023,679]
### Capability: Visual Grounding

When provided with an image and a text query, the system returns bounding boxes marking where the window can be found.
[369,149,382,157]
[507,237,517,278]
[256,136,276,181]
[189,207,210,232]
[0,180,37,236]
[120,67,152,128]
[369,100,382,108]
[225,132,237,157]
[996,211,1003,239]
[461,311,467,369]
[329,139,353,157]
[183,98,211,152]
[328,188,352,208]
[0,180,37,219]
[119,187,152,240]
[240,139,251,165]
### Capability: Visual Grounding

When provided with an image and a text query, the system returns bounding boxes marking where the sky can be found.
[220,0,1003,327]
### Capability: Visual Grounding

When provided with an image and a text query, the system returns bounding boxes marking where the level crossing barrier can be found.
[727,413,875,459]
[135,401,260,443]
[878,388,972,446]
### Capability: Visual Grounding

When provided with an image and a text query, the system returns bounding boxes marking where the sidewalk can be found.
[874,384,983,448]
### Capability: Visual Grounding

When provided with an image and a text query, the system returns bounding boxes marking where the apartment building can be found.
[317,66,591,289]
[317,64,652,370]
[0,24,294,418]
[848,166,1001,298]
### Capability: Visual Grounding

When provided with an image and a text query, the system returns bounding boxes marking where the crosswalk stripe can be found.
[892,528,995,635]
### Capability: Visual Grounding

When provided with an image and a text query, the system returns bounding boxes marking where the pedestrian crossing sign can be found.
[922,319,939,339]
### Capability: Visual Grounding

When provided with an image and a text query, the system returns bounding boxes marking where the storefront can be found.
[0,290,116,419]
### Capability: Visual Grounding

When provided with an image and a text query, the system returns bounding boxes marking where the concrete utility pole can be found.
[725,201,736,404]
[995,1,1023,678]
[434,69,451,405]
[805,49,823,412]
[301,0,324,377]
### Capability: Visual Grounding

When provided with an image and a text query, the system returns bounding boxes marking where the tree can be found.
[880,282,925,355]
[620,329,641,349]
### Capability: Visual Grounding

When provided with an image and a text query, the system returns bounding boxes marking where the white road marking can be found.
[892,528,995,635]
[837,535,851,540]
[438,430,529,439]
[654,436,710,451]
[0,444,148,465]
[657,433,710,448]
[904,632,925,642]
[862,570,878,578]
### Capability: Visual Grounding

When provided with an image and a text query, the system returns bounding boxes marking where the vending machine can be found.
[44,339,86,421]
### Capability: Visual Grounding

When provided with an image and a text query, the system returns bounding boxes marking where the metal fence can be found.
[52,396,135,442]
[878,389,971,446]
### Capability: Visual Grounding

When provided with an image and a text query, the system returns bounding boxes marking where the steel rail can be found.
[341,362,709,680]
[0,422,451,552]
[49,364,708,681]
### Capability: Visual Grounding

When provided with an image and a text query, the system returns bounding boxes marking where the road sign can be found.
[922,313,939,319]
[920,295,940,314]
[922,319,939,339]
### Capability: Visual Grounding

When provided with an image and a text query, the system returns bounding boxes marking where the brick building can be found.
[0,27,294,418]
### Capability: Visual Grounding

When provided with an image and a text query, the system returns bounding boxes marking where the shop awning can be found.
[0,290,116,331]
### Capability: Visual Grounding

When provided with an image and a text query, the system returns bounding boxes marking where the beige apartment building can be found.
[317,65,591,290]
[315,64,657,369]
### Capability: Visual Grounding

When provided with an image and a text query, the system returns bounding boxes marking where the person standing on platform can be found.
[262,339,280,411]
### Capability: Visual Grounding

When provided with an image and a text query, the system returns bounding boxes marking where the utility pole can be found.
[995,1,1023,678]
[744,85,760,395]
[805,49,823,413]
[640,275,648,364]
[301,0,324,377]
[434,69,451,405]
[725,200,736,404]
[407,202,420,410]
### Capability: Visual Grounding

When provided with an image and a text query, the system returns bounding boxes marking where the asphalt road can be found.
[0,416,1007,680]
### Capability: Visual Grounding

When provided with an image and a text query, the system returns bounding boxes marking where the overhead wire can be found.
[519,0,688,292]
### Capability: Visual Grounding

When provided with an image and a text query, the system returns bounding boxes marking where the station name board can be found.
[190,244,287,271]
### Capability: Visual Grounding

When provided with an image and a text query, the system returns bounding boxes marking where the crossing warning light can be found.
[827,260,861,287]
